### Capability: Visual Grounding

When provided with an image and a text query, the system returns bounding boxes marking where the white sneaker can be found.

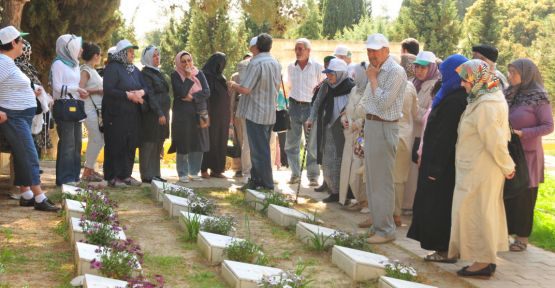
[360,207,371,214]
[242,176,250,184]
[189,175,204,181]
[178,176,190,183]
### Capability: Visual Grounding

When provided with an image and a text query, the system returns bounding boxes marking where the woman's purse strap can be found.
[280,76,288,109]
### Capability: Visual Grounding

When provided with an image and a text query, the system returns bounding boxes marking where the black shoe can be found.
[322,193,339,203]
[34,199,61,212]
[152,176,167,183]
[456,265,494,278]
[234,171,243,178]
[19,197,35,207]
[240,179,257,191]
[314,182,328,192]
[490,264,496,273]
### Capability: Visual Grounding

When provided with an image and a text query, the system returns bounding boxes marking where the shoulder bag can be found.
[52,85,86,122]
[503,124,530,200]
[273,77,291,132]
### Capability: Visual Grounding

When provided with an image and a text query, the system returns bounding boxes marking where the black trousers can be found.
[505,187,539,237]
[103,114,139,181]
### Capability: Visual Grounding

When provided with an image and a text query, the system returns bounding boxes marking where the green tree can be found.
[21,0,121,85]
[530,15,555,96]
[109,11,137,48]
[159,9,190,80]
[391,0,461,59]
[460,0,501,55]
[456,0,477,19]
[336,16,390,41]
[321,0,366,39]
[294,0,322,39]
[241,0,300,37]
[188,1,247,77]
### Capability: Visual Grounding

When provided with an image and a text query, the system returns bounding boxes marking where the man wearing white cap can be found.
[231,33,282,190]
[363,33,407,244]
[284,38,323,186]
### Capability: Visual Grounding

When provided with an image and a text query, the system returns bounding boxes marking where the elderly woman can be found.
[51,34,89,186]
[79,42,104,182]
[0,26,58,211]
[339,61,368,209]
[504,59,554,252]
[407,54,469,262]
[201,52,230,179]
[139,45,170,183]
[448,60,515,278]
[307,58,355,203]
[169,51,210,183]
[404,51,440,214]
[102,39,145,187]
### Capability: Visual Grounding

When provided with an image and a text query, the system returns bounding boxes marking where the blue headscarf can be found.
[432,54,469,108]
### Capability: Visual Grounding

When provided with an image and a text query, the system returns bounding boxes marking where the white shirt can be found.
[0,54,36,110]
[51,60,81,100]
[286,58,324,102]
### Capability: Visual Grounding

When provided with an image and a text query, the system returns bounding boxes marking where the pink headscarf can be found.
[412,62,439,93]
[175,51,202,95]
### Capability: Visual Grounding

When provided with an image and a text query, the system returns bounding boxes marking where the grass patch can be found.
[271,226,294,240]
[186,264,226,288]
[530,176,555,251]
[53,220,69,241]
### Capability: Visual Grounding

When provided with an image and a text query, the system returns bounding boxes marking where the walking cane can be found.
[295,123,310,204]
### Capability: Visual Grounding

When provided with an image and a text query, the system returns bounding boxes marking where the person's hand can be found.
[134,89,145,98]
[158,116,167,125]
[506,170,516,180]
[305,119,313,132]
[514,130,523,138]
[228,81,238,91]
[428,176,436,181]
[182,94,193,102]
[342,119,349,129]
[411,137,421,164]
[0,111,7,123]
[366,65,380,80]
[126,91,141,104]
[34,87,42,97]
[78,88,89,99]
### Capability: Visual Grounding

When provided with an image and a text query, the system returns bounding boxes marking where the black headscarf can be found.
[202,52,227,83]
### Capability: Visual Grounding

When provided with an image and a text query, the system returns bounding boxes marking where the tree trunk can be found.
[0,0,30,29]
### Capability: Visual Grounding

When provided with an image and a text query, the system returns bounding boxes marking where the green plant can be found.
[1,228,13,243]
[261,191,291,213]
[201,216,235,236]
[0,262,5,274]
[301,209,321,225]
[82,191,117,225]
[163,184,194,198]
[187,194,216,216]
[384,261,418,282]
[91,239,143,280]
[79,217,123,246]
[54,219,69,241]
[223,239,268,265]
[306,230,334,252]
[183,214,202,242]
[331,231,367,250]
[257,260,312,287]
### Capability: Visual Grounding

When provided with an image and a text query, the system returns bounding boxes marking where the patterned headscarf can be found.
[141,45,160,71]
[111,48,136,73]
[504,58,550,107]
[175,51,202,94]
[54,34,81,68]
[432,54,468,108]
[456,59,500,103]
[412,62,440,93]
[14,39,42,85]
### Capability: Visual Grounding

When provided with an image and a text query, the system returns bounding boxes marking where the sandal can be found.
[510,240,527,252]
[424,251,457,263]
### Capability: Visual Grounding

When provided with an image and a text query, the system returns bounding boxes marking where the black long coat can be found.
[407,87,468,251]
[140,67,171,142]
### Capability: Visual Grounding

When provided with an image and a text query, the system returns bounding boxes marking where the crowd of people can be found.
[1,24,553,279]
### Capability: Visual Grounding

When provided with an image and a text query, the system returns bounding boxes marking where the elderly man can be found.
[285,38,323,186]
[231,33,282,190]
[471,44,508,89]
[363,33,407,244]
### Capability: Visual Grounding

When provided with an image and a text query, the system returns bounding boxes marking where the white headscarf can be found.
[55,34,82,68]
[141,45,159,71]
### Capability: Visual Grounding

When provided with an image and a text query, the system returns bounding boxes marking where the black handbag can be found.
[52,85,86,122]
[226,124,241,158]
[273,78,290,132]
[503,125,530,200]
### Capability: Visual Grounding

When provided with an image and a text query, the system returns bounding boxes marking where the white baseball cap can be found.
[115,39,138,53]
[366,33,389,50]
[249,36,258,48]
[0,26,28,45]
[107,46,117,55]
[413,51,437,66]
[322,58,348,73]
[334,45,351,57]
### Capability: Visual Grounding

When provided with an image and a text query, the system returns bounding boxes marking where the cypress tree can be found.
[321,0,366,39]
[159,10,190,81]
[295,0,322,39]
[241,0,298,37]
[456,0,477,19]
[460,0,501,55]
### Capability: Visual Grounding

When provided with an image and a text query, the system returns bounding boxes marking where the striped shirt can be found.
[236,52,282,125]
[286,58,323,102]
[0,54,36,110]
[363,56,407,121]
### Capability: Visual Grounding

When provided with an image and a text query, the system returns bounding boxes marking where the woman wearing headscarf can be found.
[448,60,515,278]
[200,52,230,179]
[503,59,553,252]
[79,42,104,182]
[403,51,440,215]
[139,45,170,183]
[407,54,469,262]
[14,39,53,159]
[307,58,355,203]
[339,61,368,210]
[168,51,210,183]
[51,34,89,186]
[0,26,58,211]
[102,39,145,187]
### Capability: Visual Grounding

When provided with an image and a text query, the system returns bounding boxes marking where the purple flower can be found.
[90,259,102,270]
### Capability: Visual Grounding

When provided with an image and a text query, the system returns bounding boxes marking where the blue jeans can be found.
[0,107,40,186]
[56,120,82,185]
[285,101,319,179]
[246,119,274,189]
[176,152,203,177]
